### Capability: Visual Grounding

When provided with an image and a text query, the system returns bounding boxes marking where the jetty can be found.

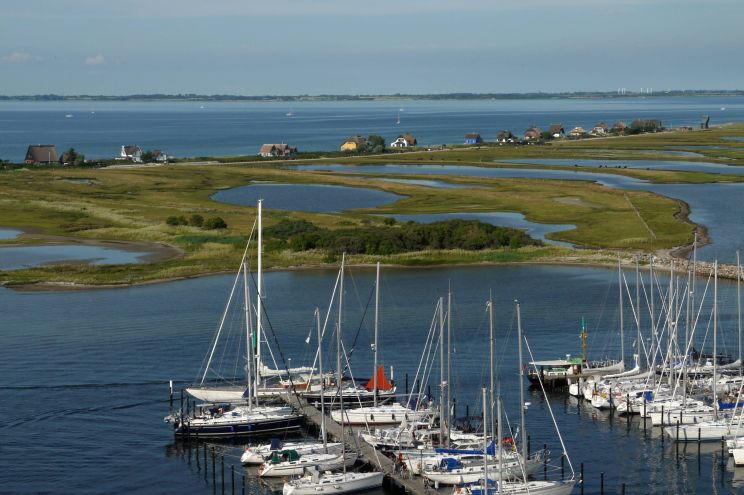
[281,393,430,495]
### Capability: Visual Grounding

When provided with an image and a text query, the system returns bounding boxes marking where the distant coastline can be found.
[1,90,743,102]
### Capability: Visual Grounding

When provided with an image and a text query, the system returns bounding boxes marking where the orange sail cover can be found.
[365,366,393,391]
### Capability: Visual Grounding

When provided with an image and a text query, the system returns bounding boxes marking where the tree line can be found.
[265,218,541,255]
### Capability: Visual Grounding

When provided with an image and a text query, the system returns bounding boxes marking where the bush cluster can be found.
[265,218,540,255]
[166,214,227,229]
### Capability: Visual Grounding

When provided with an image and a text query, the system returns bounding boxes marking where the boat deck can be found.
[280,393,430,495]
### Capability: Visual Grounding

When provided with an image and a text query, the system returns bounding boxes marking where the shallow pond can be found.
[211,183,403,213]
[386,212,575,246]
[0,244,156,270]
[506,158,744,175]
[377,178,471,189]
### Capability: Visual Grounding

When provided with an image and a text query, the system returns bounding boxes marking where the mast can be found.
[618,260,624,367]
[447,289,452,446]
[714,261,718,420]
[516,301,527,464]
[636,259,641,366]
[488,291,495,441]
[738,251,742,366]
[338,253,346,471]
[650,258,656,370]
[481,387,488,489]
[243,262,253,410]
[373,262,380,407]
[316,307,327,451]
[256,199,263,389]
[438,296,445,446]
[497,394,503,492]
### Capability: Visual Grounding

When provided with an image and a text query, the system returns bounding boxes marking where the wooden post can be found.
[600,472,604,495]
[405,373,409,395]
[561,454,565,480]
[211,447,216,487]
[231,465,235,495]
[527,435,530,456]
[580,462,584,495]
[221,454,225,495]
[543,443,547,480]
[621,483,625,495]
[242,472,246,495]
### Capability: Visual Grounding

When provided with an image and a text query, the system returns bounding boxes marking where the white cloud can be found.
[1,52,35,63]
[84,54,105,65]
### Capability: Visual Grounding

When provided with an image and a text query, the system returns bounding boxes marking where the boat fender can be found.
[405,414,409,420]
[370,414,374,420]
[392,414,396,421]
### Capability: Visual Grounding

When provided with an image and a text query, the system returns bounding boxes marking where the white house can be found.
[120,145,142,162]
[390,133,417,148]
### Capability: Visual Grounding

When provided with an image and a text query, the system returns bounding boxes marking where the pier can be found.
[281,393,430,495]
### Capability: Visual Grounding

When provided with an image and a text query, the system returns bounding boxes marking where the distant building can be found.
[548,124,565,138]
[464,133,483,145]
[390,133,417,148]
[151,150,169,162]
[569,127,586,138]
[340,135,368,152]
[523,127,541,141]
[25,145,58,164]
[259,144,297,157]
[496,130,516,143]
[120,145,142,162]
[590,122,609,136]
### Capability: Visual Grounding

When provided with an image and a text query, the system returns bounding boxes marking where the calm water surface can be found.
[0,244,155,270]
[2,97,743,161]
[0,228,22,240]
[212,183,403,213]
[2,265,743,494]
[507,158,744,175]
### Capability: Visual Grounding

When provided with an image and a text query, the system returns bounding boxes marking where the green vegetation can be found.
[3,123,739,287]
[265,218,539,256]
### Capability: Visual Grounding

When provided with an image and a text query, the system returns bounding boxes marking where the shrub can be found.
[204,216,228,229]
[166,215,188,226]
[189,214,204,227]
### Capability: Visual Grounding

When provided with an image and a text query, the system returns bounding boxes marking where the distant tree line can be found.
[166,214,227,229]
[265,218,540,255]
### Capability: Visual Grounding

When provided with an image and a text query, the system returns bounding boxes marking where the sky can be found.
[1,0,742,95]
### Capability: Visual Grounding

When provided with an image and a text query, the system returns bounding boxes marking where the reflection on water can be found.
[377,178,472,189]
[211,183,403,213]
[0,244,153,270]
[385,212,575,246]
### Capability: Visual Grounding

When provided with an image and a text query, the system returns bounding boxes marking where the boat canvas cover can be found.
[439,458,464,470]
[270,450,300,463]
[365,366,393,391]
[436,441,495,456]
[529,360,572,367]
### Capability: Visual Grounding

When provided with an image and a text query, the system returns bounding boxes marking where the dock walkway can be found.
[281,393,430,495]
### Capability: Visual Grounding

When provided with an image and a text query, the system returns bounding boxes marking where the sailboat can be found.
[332,262,436,426]
[185,200,314,403]
[456,302,577,495]
[168,201,302,438]
[283,254,384,495]
[259,306,357,476]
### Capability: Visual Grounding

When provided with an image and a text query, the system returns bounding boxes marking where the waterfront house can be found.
[340,135,368,152]
[120,145,142,162]
[548,124,565,138]
[569,127,586,138]
[523,127,541,141]
[590,122,609,136]
[390,133,417,148]
[151,150,169,162]
[259,143,297,157]
[611,121,628,134]
[464,133,483,145]
[496,130,516,143]
[24,144,58,164]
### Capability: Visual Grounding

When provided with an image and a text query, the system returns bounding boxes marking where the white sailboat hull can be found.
[663,420,740,442]
[424,458,540,485]
[283,472,384,495]
[241,442,343,465]
[331,404,434,425]
[259,452,357,477]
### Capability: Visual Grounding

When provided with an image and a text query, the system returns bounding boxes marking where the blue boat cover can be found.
[440,458,464,470]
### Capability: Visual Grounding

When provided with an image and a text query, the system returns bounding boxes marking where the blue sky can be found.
[1,0,742,95]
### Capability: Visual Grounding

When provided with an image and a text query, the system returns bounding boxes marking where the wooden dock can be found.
[281,393,431,495]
